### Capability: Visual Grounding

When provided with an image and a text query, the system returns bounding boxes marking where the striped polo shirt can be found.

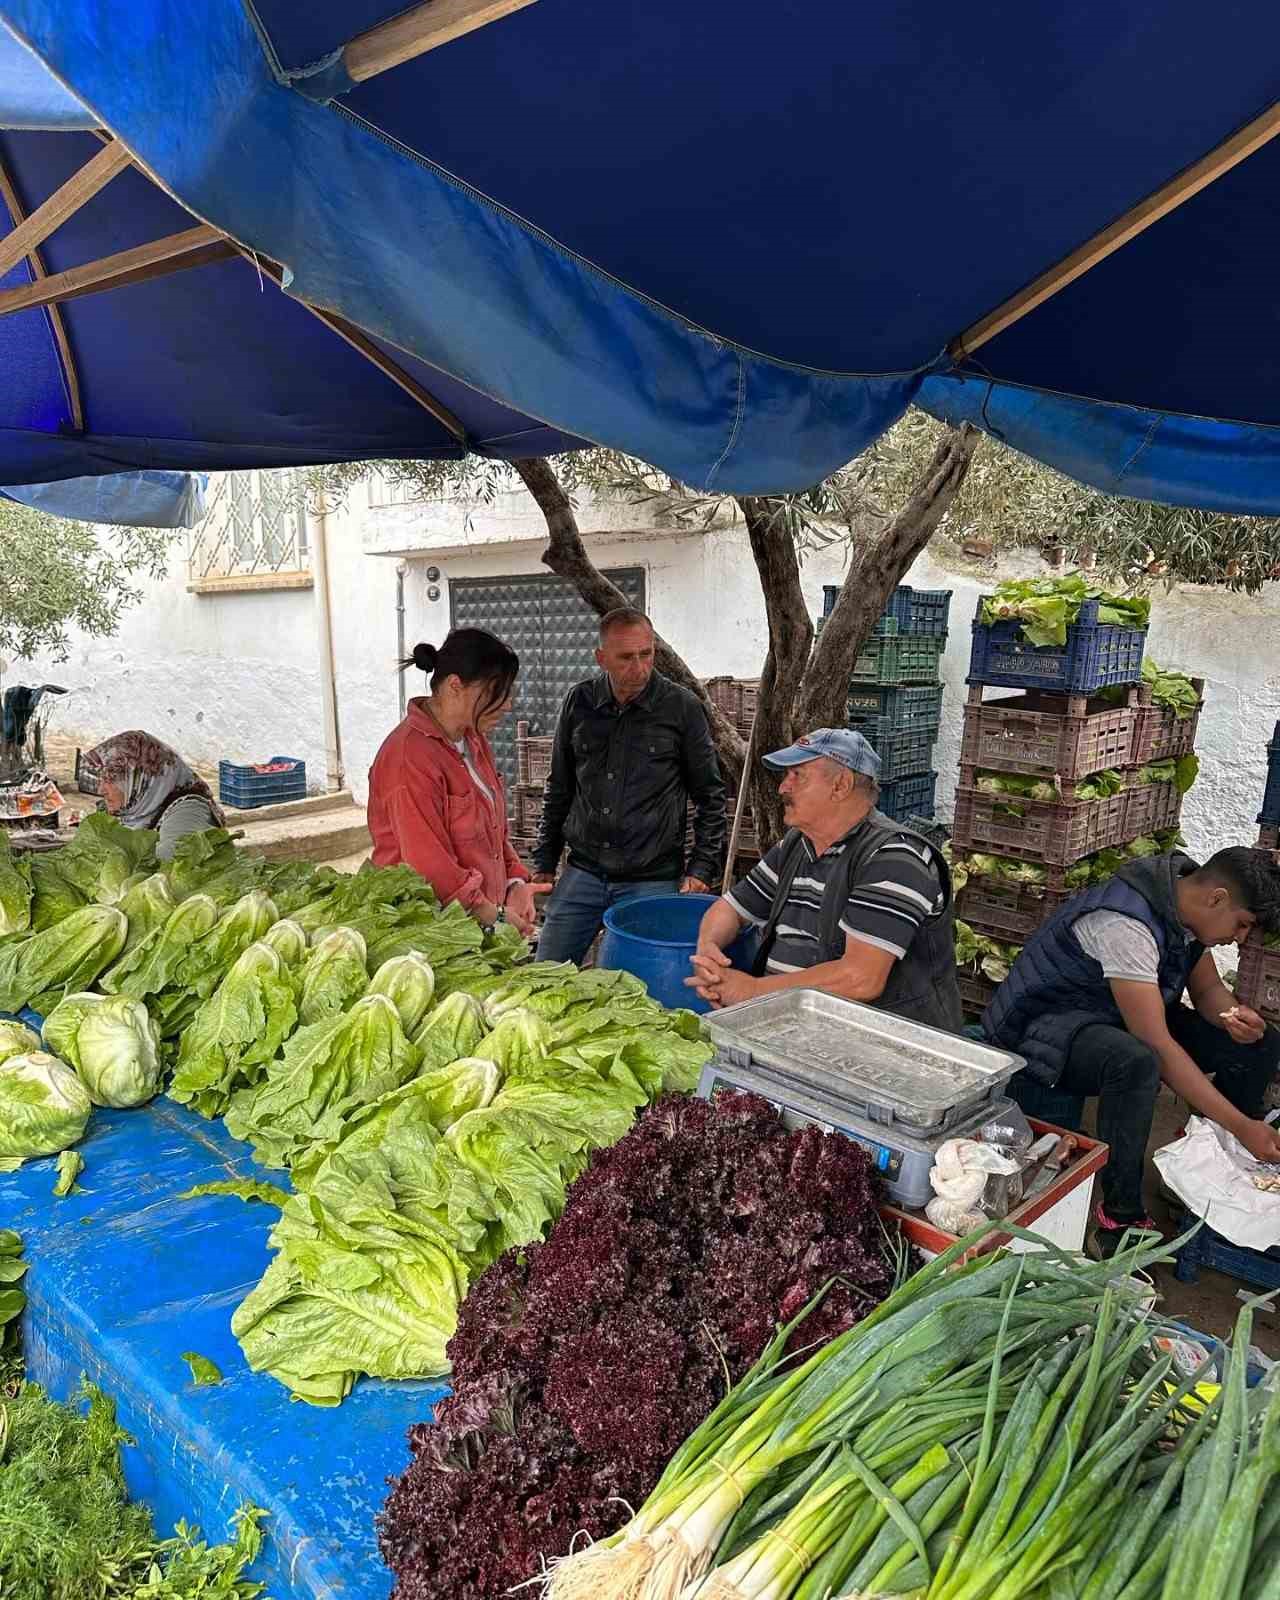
[725,823,945,974]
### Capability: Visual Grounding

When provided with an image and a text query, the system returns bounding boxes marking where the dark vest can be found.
[753,810,963,1033]
[983,851,1203,1086]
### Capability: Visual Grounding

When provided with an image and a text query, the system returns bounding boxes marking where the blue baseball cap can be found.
[763,727,881,779]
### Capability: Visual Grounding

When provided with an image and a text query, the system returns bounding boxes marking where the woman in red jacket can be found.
[368,629,546,937]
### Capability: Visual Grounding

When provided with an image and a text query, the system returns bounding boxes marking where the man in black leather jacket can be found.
[531,608,727,963]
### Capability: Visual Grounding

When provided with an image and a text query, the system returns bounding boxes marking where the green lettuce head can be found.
[262,918,309,966]
[0,1051,92,1162]
[410,1055,501,1132]
[0,903,128,1014]
[42,992,105,1071]
[0,1020,41,1066]
[473,1008,552,1078]
[73,996,163,1108]
[297,927,368,1026]
[367,952,436,1036]
[0,832,32,935]
[413,991,487,1069]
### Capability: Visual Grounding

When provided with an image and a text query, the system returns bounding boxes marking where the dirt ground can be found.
[1082,1087,1280,1359]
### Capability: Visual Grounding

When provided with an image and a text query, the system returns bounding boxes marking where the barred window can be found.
[188,470,309,580]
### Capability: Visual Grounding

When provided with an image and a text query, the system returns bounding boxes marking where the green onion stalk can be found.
[541,1225,1181,1600]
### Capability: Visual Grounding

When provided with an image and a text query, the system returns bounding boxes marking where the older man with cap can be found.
[688,728,963,1029]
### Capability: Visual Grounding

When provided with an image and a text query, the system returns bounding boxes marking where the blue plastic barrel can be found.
[598,893,754,1013]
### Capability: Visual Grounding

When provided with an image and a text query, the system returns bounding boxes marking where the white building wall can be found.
[12,481,1280,863]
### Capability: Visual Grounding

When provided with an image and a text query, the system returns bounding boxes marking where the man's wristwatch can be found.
[493,906,508,925]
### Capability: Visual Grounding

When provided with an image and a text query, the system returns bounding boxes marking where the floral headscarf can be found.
[81,731,225,831]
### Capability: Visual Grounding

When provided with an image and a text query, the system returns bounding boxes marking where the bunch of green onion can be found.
[542,1222,1280,1600]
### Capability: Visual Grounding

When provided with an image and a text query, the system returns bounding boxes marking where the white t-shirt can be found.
[452,738,495,808]
[1074,910,1161,984]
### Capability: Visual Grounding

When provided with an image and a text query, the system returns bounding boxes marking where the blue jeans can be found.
[537,864,681,966]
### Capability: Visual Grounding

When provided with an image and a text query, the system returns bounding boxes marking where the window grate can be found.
[188,470,309,580]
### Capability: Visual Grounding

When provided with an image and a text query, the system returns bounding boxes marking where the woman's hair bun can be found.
[411,641,438,673]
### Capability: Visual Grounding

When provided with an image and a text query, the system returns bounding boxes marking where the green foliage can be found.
[0,502,176,662]
[0,1379,265,1598]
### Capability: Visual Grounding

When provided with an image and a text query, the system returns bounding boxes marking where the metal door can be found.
[449,568,646,793]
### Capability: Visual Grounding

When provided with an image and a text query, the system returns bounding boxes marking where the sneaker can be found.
[1087,1202,1162,1261]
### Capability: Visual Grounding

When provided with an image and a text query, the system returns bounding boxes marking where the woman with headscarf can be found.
[81,731,224,860]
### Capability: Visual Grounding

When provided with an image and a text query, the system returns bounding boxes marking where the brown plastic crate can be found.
[956,879,1074,944]
[702,676,760,737]
[959,684,1139,780]
[1131,679,1204,765]
[1125,780,1182,838]
[952,770,1132,866]
[1260,825,1279,851]
[1236,933,1280,1025]
[513,783,545,836]
[515,732,555,786]
[956,967,1000,1019]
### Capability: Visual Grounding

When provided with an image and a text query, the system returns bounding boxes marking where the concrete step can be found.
[233,804,371,866]
[223,790,357,825]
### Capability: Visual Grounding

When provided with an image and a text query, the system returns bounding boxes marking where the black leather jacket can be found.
[532,672,727,884]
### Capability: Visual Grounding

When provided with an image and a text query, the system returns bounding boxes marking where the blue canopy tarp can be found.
[2,6,1280,506]
[0,468,206,526]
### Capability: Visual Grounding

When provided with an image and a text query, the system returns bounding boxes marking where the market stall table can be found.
[1,1097,445,1599]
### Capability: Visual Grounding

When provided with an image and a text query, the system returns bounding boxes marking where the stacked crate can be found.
[833,584,952,822]
[953,596,1204,1018]
[1235,722,1280,1026]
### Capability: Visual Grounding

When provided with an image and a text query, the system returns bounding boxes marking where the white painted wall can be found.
[12,479,1280,863]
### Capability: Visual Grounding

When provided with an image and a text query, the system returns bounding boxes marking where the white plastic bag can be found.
[930,1137,1023,1216]
[926,1195,986,1234]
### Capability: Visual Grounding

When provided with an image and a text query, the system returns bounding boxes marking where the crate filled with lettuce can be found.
[969,576,1149,694]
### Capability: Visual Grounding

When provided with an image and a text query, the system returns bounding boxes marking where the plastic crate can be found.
[849,632,946,687]
[1125,780,1183,838]
[1260,825,1278,851]
[847,682,944,733]
[956,967,999,1019]
[1259,722,1280,826]
[862,725,937,782]
[968,598,1147,695]
[952,774,1131,866]
[879,771,936,823]
[217,755,306,810]
[825,584,953,638]
[515,728,555,786]
[956,878,1074,944]
[73,747,101,797]
[959,685,1140,780]
[1235,932,1280,1025]
[513,783,544,837]
[1131,680,1204,766]
[1174,1208,1280,1290]
[702,676,759,737]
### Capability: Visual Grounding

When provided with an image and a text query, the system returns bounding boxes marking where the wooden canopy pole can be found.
[0,224,234,317]
[0,152,83,429]
[233,249,470,445]
[0,140,131,283]
[951,98,1280,359]
[343,0,538,82]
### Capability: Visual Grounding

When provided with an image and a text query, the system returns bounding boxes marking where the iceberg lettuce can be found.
[0,1051,92,1164]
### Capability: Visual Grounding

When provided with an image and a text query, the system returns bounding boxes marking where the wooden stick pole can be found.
[951,98,1280,358]
[0,141,131,282]
[343,0,538,82]
[0,152,83,429]
[0,225,233,317]
[721,710,760,894]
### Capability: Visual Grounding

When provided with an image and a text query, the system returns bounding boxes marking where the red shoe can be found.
[1088,1202,1161,1261]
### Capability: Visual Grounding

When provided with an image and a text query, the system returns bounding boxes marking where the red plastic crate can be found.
[956,878,1074,944]
[959,685,1139,780]
[952,771,1132,866]
[1236,933,1280,1025]
[1131,679,1204,765]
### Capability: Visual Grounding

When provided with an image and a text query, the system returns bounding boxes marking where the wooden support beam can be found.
[0,152,83,429]
[234,248,470,445]
[0,224,235,317]
[951,98,1280,359]
[0,140,131,282]
[343,0,537,82]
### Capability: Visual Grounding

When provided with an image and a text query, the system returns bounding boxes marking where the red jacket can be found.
[367,697,529,911]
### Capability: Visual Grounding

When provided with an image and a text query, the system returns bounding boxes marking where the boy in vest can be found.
[687,728,962,1031]
[984,847,1280,1257]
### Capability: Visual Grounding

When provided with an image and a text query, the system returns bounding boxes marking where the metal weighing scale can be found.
[697,991,1026,1209]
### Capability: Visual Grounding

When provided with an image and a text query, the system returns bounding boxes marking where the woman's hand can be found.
[504,879,551,938]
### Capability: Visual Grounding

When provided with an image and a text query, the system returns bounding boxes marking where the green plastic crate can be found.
[849,632,946,686]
